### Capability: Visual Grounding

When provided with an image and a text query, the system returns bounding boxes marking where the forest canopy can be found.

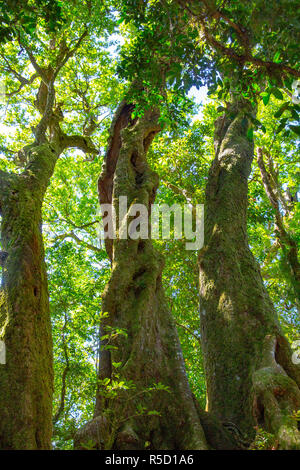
[0,0,299,451]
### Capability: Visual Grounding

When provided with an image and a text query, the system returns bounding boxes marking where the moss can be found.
[79,107,209,450]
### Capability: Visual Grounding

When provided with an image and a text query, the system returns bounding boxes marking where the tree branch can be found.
[20,42,49,84]
[162,181,194,204]
[56,217,100,231]
[53,314,70,425]
[175,321,201,346]
[21,31,88,144]
[34,80,56,144]
[53,30,88,80]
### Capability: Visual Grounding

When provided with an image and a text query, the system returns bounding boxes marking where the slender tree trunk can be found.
[198,99,300,449]
[0,144,59,449]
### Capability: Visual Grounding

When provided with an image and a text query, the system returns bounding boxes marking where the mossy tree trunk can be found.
[198,99,300,449]
[0,144,60,449]
[75,101,211,450]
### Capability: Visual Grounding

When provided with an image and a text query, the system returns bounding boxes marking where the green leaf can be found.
[112,361,122,368]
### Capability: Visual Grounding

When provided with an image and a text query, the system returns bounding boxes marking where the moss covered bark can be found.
[198,98,300,448]
[75,103,211,450]
[0,144,59,449]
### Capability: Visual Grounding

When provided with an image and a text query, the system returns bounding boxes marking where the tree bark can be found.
[0,144,61,449]
[198,99,300,449]
[75,101,211,450]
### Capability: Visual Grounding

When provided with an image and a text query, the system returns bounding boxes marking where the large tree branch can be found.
[98,101,134,207]
[200,20,300,78]
[0,170,11,213]
[201,0,252,53]
[0,54,39,96]
[34,80,56,144]
[21,31,88,144]
[264,152,290,214]
[20,130,98,193]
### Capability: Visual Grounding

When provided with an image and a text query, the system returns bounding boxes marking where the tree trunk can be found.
[257,147,300,309]
[198,99,300,449]
[0,143,59,449]
[75,102,212,450]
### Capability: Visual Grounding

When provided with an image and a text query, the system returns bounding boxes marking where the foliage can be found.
[117,0,300,134]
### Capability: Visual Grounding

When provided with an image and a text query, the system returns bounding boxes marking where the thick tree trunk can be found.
[198,99,300,449]
[0,144,59,449]
[75,102,212,450]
